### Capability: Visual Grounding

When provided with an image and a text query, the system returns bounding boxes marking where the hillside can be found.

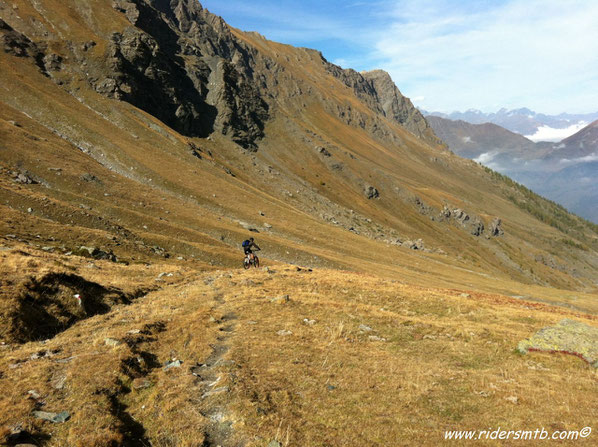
[1,0,598,445]
[425,115,541,160]
[548,120,598,160]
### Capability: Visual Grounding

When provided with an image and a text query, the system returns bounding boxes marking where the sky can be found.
[199,0,598,115]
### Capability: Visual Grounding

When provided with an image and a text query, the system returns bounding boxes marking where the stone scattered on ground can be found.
[164,359,182,370]
[75,246,117,262]
[368,335,386,342]
[27,390,41,400]
[13,172,37,184]
[33,411,70,423]
[202,386,229,398]
[270,295,290,304]
[104,338,121,347]
[132,378,152,390]
[277,329,292,336]
[268,441,283,447]
[517,319,598,367]
[303,318,316,326]
[359,324,373,332]
[505,396,519,404]
[317,147,331,157]
[52,374,67,390]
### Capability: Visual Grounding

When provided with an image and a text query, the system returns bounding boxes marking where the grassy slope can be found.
[0,247,595,446]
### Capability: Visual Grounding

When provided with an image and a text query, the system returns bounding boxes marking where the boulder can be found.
[470,218,484,236]
[13,172,37,184]
[518,319,598,367]
[490,218,504,236]
[402,239,424,250]
[270,295,290,304]
[104,338,121,347]
[452,208,469,223]
[33,411,70,423]
[364,185,379,199]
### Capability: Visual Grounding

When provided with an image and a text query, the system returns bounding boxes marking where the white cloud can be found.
[473,151,501,169]
[560,153,598,164]
[525,122,589,142]
[371,0,598,114]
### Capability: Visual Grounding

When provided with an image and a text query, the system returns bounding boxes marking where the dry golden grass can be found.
[222,268,597,446]
[0,250,596,446]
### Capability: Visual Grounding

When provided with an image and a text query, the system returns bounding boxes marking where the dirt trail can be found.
[192,287,243,447]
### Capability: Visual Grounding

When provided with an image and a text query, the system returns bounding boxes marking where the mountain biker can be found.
[242,237,260,261]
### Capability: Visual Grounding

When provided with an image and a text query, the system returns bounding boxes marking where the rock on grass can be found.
[517,319,598,367]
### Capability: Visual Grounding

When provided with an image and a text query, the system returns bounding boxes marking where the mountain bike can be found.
[243,253,260,269]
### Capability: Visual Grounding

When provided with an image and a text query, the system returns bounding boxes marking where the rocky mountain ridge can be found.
[424,107,598,137]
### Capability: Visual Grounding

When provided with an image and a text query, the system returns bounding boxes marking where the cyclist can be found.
[242,237,260,262]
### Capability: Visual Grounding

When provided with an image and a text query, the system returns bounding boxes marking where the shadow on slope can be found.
[1,272,148,343]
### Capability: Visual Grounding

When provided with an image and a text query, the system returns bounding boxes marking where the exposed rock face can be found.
[490,218,504,236]
[324,62,444,148]
[75,0,266,148]
[361,70,444,147]
[0,18,46,74]
[105,0,268,147]
[3,1,443,151]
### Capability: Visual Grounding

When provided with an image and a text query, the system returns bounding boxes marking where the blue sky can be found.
[200,0,598,114]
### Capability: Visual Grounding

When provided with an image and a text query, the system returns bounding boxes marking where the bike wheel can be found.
[254,256,259,268]
[243,259,250,269]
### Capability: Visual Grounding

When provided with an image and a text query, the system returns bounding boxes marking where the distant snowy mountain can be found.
[422,108,598,142]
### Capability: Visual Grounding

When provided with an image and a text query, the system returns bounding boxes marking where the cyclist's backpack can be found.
[242,239,250,248]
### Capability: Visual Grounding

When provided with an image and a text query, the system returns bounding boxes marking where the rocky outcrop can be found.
[323,61,444,148]
[361,70,445,147]
[489,218,504,236]
[0,18,47,74]
[364,185,379,199]
[440,205,502,237]
[87,0,268,148]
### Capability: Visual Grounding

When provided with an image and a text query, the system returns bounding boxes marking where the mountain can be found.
[425,115,540,160]
[426,116,598,222]
[546,119,598,160]
[424,108,598,141]
[1,1,598,445]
